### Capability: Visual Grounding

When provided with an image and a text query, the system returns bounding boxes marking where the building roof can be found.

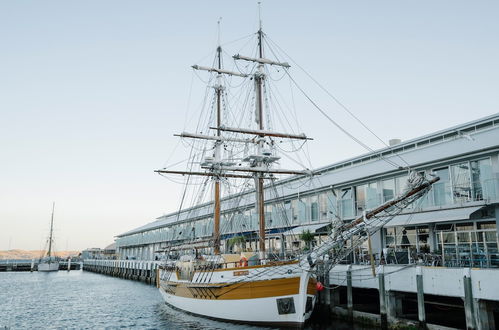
[117,113,499,238]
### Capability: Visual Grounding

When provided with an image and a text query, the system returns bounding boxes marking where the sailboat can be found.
[38,202,59,272]
[155,17,440,326]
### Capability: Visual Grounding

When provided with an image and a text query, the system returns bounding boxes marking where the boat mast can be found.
[213,20,222,254]
[47,202,55,258]
[255,15,266,257]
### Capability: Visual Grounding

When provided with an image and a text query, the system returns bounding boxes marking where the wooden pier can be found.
[0,260,81,272]
[82,259,159,285]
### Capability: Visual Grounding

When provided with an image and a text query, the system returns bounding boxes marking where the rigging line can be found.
[266,36,411,169]
[285,70,402,170]
[183,70,196,130]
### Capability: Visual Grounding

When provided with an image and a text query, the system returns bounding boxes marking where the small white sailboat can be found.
[38,202,59,272]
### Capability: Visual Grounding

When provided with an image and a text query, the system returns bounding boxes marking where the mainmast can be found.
[47,202,55,258]
[213,27,223,254]
[255,22,266,257]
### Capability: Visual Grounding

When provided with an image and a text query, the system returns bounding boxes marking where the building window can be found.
[319,193,328,220]
[382,178,395,202]
[471,158,494,200]
[435,221,498,268]
[340,188,354,219]
[451,163,472,203]
[433,167,452,206]
[366,182,379,209]
[355,185,366,215]
[310,195,319,222]
[291,199,299,224]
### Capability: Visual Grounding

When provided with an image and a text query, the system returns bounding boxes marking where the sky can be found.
[1,1,498,251]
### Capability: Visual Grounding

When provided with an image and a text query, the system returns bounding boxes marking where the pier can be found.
[315,263,499,329]
[82,259,160,285]
[0,260,81,272]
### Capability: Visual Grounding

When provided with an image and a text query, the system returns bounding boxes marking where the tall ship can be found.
[156,16,440,326]
[38,202,59,272]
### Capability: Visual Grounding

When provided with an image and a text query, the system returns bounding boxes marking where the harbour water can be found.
[0,270,363,329]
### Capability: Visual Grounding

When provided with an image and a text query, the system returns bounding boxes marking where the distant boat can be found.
[38,202,59,272]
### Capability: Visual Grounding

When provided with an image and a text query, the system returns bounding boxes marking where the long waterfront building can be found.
[116,113,499,268]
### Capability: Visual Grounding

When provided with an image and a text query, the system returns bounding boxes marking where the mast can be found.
[213,28,222,254]
[255,17,266,257]
[47,202,55,258]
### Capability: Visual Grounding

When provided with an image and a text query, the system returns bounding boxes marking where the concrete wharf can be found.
[83,259,498,329]
[0,260,81,272]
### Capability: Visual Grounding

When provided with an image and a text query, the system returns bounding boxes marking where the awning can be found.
[281,223,330,236]
[385,206,484,227]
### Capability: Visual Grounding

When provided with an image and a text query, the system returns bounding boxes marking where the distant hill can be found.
[0,249,80,260]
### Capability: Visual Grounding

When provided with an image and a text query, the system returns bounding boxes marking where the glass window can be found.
[319,193,328,220]
[471,158,494,200]
[451,163,472,202]
[456,222,473,231]
[355,185,366,215]
[272,203,285,227]
[395,175,409,195]
[299,198,308,223]
[340,188,354,219]
[477,221,496,230]
[291,200,299,224]
[433,167,452,206]
[327,190,338,219]
[382,178,395,202]
[310,195,319,222]
[366,182,379,209]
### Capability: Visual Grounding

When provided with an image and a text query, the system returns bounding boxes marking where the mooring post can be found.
[156,264,160,288]
[30,259,34,272]
[67,257,71,272]
[416,266,426,328]
[463,268,476,330]
[378,265,387,329]
[346,265,353,320]
[324,259,331,308]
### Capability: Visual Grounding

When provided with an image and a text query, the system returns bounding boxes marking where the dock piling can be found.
[416,266,426,328]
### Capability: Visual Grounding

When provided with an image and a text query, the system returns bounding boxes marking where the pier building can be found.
[116,113,499,267]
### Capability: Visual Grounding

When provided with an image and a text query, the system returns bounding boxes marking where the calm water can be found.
[0,270,362,329]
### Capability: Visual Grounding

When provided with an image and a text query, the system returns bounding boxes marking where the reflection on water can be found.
[0,271,364,329]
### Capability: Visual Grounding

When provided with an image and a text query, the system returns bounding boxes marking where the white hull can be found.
[158,263,316,325]
[38,262,59,272]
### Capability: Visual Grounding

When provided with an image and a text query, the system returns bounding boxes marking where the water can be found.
[0,271,363,329]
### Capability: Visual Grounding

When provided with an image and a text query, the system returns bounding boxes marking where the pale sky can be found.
[1,1,498,251]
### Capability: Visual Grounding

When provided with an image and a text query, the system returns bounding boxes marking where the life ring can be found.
[239,256,248,267]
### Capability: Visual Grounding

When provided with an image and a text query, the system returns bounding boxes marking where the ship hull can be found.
[158,263,317,325]
[38,262,59,272]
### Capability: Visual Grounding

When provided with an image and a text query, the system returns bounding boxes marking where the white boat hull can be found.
[38,262,59,272]
[158,263,316,325]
